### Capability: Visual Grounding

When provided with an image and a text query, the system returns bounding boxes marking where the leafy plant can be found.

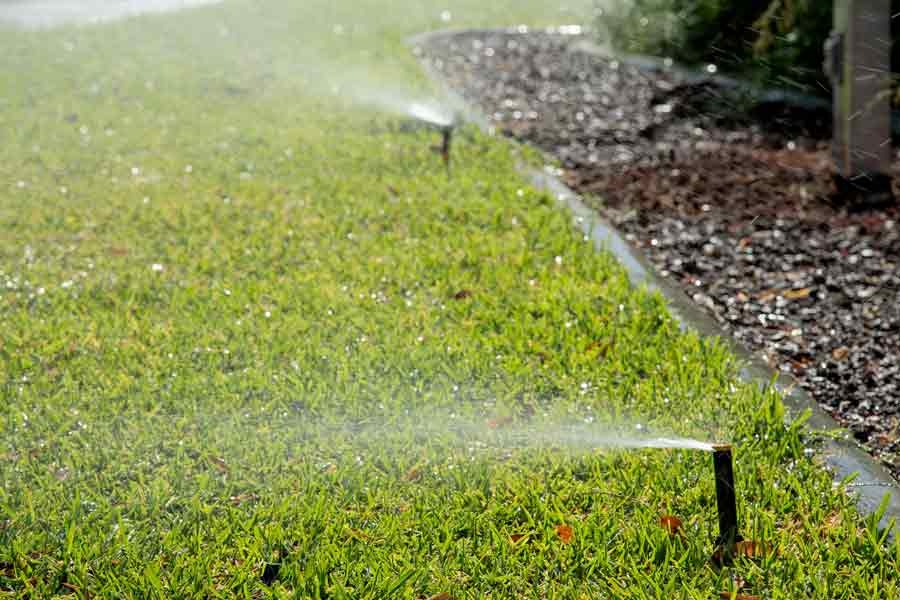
[596,0,895,97]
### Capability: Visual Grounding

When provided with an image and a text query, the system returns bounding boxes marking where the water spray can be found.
[712,443,742,549]
[401,99,455,173]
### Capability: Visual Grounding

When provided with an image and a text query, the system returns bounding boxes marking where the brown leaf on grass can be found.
[509,533,527,544]
[718,593,760,600]
[733,540,773,559]
[659,515,683,537]
[452,289,473,300]
[783,287,812,300]
[108,246,129,257]
[486,415,514,429]
[229,493,259,506]
[824,512,843,531]
[404,466,423,482]
[712,540,774,565]
[429,593,455,600]
[556,524,573,544]
[209,456,229,473]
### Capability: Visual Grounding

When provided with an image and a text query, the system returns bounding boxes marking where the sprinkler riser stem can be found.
[712,445,742,547]
[440,125,452,170]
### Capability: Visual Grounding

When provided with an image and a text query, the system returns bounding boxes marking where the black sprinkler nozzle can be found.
[712,444,742,548]
[439,125,453,173]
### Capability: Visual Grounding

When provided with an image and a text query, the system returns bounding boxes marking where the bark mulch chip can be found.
[420,30,900,478]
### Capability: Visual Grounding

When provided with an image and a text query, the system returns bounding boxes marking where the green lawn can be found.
[1,1,897,598]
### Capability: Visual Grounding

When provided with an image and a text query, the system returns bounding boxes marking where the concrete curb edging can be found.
[408,28,900,538]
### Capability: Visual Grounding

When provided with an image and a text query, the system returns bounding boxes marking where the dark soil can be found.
[418,30,900,477]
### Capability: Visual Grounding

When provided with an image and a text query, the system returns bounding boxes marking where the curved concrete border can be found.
[409,28,900,538]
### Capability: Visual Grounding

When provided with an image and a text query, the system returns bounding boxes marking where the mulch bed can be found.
[419,30,900,477]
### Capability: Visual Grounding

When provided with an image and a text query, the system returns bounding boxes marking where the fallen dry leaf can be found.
[783,287,812,300]
[209,456,229,474]
[734,540,773,558]
[659,515,683,537]
[486,415,514,429]
[429,593,455,600]
[756,289,778,302]
[403,466,423,482]
[718,593,760,600]
[711,540,774,566]
[229,493,259,506]
[556,524,573,544]
[509,533,527,544]
[824,512,843,531]
[832,346,850,361]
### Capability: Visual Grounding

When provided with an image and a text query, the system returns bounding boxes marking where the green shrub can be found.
[595,0,895,97]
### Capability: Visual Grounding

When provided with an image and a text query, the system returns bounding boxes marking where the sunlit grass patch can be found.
[0,1,897,598]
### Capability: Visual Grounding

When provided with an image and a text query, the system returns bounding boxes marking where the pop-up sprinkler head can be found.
[712,444,742,549]
[439,123,453,174]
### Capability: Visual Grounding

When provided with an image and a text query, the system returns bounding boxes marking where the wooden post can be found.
[825,0,893,208]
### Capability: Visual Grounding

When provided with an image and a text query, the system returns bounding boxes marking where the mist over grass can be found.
[0,1,898,597]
